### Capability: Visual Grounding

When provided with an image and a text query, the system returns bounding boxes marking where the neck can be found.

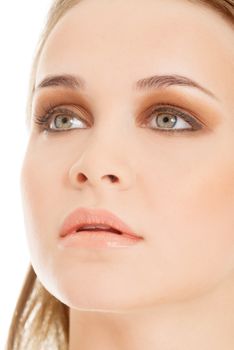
[69,275,234,350]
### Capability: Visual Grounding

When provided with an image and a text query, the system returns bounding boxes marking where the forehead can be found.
[36,0,233,104]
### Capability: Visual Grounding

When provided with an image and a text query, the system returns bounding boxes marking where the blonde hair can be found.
[6,0,234,349]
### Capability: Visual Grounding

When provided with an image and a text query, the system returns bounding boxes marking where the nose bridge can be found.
[68,108,136,190]
[82,107,131,164]
[95,99,132,130]
[85,100,134,156]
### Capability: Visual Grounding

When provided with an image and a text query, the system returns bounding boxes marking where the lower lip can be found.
[59,230,143,249]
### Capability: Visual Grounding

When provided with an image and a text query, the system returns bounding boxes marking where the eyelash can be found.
[33,102,204,134]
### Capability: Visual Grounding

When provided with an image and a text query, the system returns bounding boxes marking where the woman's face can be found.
[21,0,234,310]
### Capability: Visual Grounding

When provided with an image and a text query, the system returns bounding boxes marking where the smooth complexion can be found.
[21,0,234,349]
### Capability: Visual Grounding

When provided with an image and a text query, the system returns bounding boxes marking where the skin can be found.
[21,0,234,349]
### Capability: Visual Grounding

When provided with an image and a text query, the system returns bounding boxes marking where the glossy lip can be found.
[58,230,143,249]
[59,207,144,240]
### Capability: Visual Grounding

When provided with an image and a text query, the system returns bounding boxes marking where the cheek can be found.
[20,146,61,265]
[191,158,234,270]
[141,135,234,239]
[20,146,75,298]
[139,143,234,292]
[185,154,234,232]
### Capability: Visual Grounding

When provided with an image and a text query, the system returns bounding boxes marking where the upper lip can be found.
[59,207,143,239]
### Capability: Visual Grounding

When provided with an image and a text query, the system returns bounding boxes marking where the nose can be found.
[68,136,136,192]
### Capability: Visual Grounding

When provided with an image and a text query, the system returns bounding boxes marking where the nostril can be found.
[107,174,118,183]
[76,173,118,184]
[77,173,87,183]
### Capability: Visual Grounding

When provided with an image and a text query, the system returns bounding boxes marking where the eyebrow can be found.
[34,73,218,100]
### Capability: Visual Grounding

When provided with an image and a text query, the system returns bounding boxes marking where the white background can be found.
[0,1,52,348]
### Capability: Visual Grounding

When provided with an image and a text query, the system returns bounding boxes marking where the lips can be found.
[59,207,143,240]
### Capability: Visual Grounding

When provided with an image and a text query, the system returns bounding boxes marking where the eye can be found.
[143,104,203,133]
[34,106,89,132]
[34,102,204,134]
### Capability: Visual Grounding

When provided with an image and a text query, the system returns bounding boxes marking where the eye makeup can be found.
[32,87,221,135]
[33,100,205,136]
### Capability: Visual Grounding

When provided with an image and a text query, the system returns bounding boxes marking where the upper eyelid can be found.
[34,103,90,123]
[143,102,201,121]
[36,101,199,120]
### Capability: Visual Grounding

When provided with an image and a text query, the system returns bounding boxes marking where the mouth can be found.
[59,207,143,240]
[74,224,122,235]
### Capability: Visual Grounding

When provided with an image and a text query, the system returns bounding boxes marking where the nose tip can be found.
[68,131,136,191]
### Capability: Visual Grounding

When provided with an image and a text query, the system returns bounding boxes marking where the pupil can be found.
[157,114,176,128]
[55,115,72,128]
